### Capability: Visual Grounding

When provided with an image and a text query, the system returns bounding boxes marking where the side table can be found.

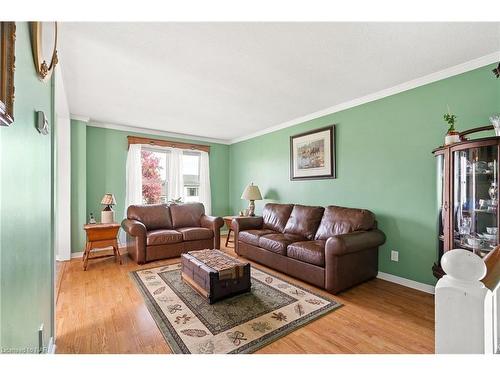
[223,216,240,247]
[82,223,122,270]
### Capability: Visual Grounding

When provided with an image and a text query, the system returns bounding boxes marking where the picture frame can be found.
[290,125,336,180]
[0,22,16,127]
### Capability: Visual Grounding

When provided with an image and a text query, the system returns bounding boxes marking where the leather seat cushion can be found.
[258,233,306,255]
[262,203,294,232]
[287,240,326,267]
[284,205,325,239]
[147,229,183,246]
[177,227,214,241]
[239,229,277,246]
[315,205,375,240]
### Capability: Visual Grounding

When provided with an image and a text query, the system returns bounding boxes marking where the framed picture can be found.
[290,125,336,180]
[0,22,16,127]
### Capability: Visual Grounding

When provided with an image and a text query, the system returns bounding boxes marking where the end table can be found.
[223,216,239,247]
[83,223,122,270]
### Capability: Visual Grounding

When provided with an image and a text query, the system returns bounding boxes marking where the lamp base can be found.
[248,200,255,216]
[101,210,115,224]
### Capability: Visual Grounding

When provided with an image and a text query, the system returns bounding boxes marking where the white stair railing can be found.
[435,248,499,354]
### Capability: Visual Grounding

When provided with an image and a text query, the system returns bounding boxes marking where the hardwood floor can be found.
[55,236,435,354]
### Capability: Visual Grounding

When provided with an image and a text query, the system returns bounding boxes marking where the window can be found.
[141,148,200,204]
[182,151,200,203]
[141,148,169,204]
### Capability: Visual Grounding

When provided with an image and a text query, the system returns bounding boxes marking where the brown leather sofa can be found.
[121,203,223,264]
[233,203,386,294]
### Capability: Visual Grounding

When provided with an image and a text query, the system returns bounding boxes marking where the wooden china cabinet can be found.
[433,128,500,278]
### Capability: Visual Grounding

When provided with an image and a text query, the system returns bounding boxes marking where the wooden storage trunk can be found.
[181,249,251,304]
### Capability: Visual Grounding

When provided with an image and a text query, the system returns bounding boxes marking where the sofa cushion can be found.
[284,205,325,239]
[146,229,183,246]
[239,229,277,246]
[177,227,213,241]
[315,206,375,240]
[262,203,294,232]
[170,203,205,228]
[127,204,173,230]
[258,233,306,255]
[287,240,326,267]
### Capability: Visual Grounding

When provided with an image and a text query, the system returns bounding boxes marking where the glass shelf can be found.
[453,147,498,258]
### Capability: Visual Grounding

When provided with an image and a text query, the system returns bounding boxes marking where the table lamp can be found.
[101,193,117,223]
[241,183,262,216]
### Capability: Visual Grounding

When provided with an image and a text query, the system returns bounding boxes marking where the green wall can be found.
[70,125,230,253]
[0,23,54,351]
[70,120,87,255]
[229,64,500,286]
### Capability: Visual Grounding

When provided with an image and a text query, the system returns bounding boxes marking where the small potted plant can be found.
[443,109,460,145]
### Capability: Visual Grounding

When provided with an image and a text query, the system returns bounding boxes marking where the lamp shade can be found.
[101,193,116,206]
[241,183,262,201]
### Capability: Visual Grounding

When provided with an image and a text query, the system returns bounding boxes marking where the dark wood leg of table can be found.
[114,240,122,264]
[225,228,232,247]
[83,242,91,271]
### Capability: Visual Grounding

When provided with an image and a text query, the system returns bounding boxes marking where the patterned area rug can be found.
[131,263,342,354]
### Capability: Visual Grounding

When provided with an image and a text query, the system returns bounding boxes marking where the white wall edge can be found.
[377,271,435,295]
[71,246,128,259]
[47,337,56,354]
[230,51,500,144]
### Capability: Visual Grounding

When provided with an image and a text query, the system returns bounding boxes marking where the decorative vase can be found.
[490,114,500,136]
[445,130,460,145]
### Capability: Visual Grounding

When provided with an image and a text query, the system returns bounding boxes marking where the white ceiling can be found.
[59,22,500,142]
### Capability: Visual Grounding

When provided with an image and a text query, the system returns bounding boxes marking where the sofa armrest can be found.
[200,215,224,250]
[200,215,224,230]
[121,219,147,264]
[121,219,147,237]
[326,229,386,256]
[232,216,263,232]
[232,216,263,255]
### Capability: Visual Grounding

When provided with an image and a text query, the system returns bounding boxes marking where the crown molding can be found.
[70,116,231,145]
[230,51,500,144]
[69,51,499,145]
[87,121,231,145]
[70,114,90,122]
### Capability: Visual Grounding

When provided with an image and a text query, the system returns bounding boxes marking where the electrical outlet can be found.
[391,250,399,262]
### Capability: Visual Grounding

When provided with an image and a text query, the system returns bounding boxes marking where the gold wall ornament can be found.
[30,21,58,81]
[0,22,16,127]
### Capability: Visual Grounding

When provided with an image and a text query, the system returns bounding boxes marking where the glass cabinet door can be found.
[436,154,445,260]
[453,145,498,257]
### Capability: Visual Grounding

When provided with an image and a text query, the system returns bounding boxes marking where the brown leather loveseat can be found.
[233,203,386,294]
[122,203,223,264]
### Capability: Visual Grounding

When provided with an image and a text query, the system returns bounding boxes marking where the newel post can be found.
[435,249,494,353]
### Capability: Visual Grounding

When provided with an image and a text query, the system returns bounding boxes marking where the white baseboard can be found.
[71,246,128,259]
[47,337,56,354]
[377,271,435,294]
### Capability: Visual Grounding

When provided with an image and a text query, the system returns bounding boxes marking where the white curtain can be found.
[121,144,142,243]
[168,148,184,201]
[199,151,211,215]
